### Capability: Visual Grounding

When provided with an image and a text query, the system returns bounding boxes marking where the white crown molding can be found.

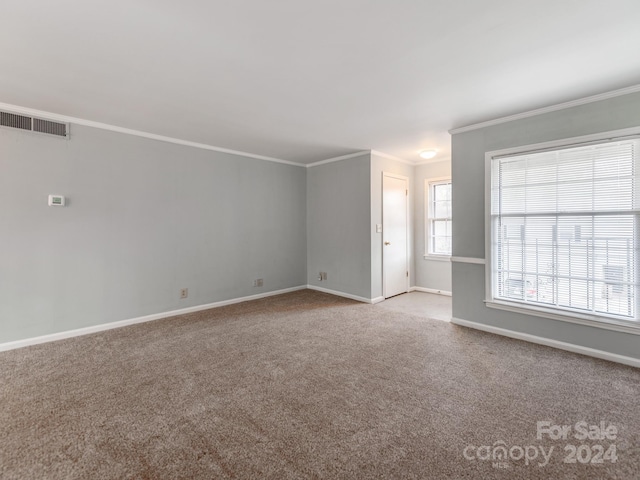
[0,286,307,352]
[370,149,415,165]
[305,150,371,168]
[0,101,306,167]
[306,149,418,168]
[451,317,640,368]
[0,101,424,169]
[449,84,640,135]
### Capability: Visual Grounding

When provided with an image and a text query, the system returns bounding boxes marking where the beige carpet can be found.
[1,289,638,479]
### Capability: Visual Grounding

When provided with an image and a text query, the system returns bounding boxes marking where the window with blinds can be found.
[490,138,640,322]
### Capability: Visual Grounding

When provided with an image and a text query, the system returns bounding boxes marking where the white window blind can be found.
[428,180,452,255]
[490,139,640,321]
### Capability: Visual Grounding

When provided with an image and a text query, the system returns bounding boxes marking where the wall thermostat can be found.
[48,195,66,207]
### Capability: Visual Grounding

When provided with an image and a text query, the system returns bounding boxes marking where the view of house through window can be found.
[490,138,640,322]
[427,179,452,256]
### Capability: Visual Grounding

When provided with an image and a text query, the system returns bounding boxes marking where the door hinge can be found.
[406,271,409,277]
[406,189,408,196]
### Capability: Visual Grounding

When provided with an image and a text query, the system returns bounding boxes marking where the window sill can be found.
[423,254,452,262]
[485,299,640,336]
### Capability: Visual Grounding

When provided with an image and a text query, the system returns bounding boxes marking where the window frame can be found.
[425,177,452,259]
[484,126,640,335]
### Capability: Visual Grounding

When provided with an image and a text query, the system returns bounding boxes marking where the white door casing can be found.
[383,173,409,298]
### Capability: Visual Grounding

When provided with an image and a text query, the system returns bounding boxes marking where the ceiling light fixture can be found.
[419,150,437,160]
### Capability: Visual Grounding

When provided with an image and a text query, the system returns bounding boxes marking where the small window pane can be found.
[434,183,451,201]
[434,200,451,218]
[427,180,452,256]
[433,220,449,236]
[433,236,451,255]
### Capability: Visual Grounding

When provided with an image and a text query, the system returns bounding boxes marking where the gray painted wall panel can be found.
[451,91,640,360]
[451,131,486,259]
[0,125,307,343]
[307,155,371,298]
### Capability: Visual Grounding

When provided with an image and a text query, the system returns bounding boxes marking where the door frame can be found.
[382,172,409,298]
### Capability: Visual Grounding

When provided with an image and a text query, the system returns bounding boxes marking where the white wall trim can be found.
[306,149,416,168]
[306,150,371,168]
[451,256,486,265]
[371,296,385,304]
[410,286,452,296]
[0,103,417,170]
[451,317,640,369]
[449,84,640,135]
[0,286,307,352]
[423,254,451,262]
[306,285,376,304]
[371,150,415,165]
[0,101,306,167]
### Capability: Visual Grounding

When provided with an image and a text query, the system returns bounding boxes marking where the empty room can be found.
[1,1,639,479]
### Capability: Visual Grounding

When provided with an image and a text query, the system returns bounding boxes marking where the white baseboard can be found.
[409,286,452,296]
[451,317,640,369]
[0,286,307,352]
[306,285,378,304]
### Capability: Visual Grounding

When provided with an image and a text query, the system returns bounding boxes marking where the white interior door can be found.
[383,173,408,298]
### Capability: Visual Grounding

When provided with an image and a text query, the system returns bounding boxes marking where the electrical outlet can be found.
[180,288,188,299]
[318,272,327,281]
[253,278,263,287]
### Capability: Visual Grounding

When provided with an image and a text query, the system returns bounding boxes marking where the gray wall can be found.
[307,153,419,302]
[451,91,640,359]
[307,154,372,299]
[0,124,307,343]
[370,154,415,299]
[414,160,452,293]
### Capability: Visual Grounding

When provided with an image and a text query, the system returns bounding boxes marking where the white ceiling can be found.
[2,0,640,165]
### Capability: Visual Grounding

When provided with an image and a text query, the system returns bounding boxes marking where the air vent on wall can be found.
[1,111,32,131]
[0,110,69,138]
